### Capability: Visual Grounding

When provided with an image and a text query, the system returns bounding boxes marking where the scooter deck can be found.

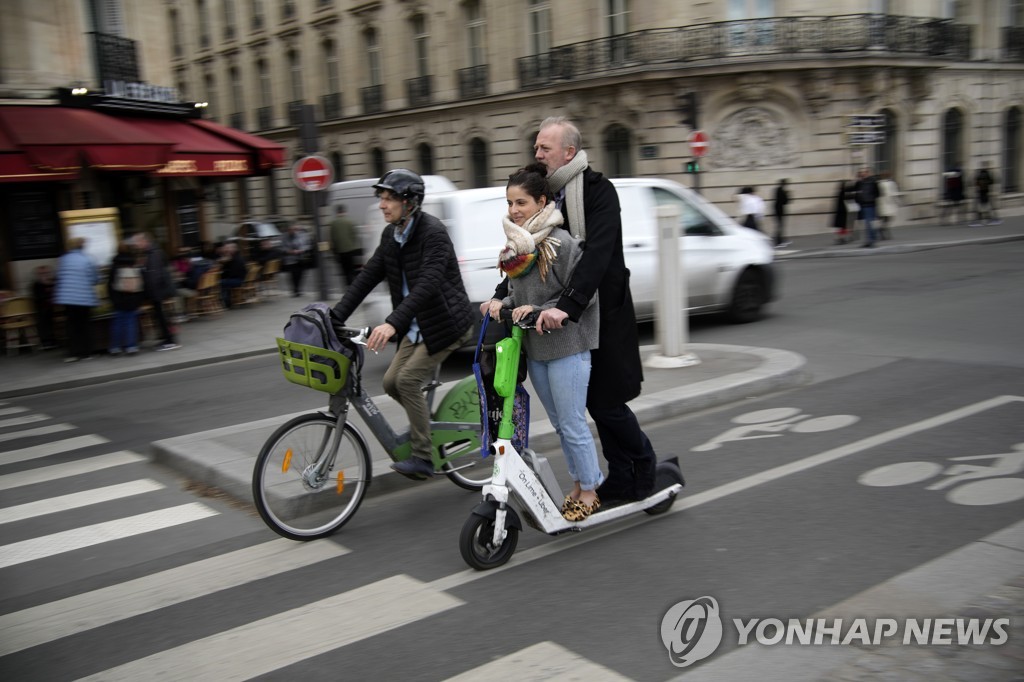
[542,483,683,534]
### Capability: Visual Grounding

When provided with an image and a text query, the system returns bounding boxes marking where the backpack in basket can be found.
[113,266,143,293]
[282,303,363,393]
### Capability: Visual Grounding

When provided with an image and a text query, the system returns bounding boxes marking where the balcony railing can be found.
[361,85,384,115]
[256,106,273,130]
[517,14,973,88]
[457,64,489,99]
[406,75,432,108]
[321,92,342,120]
[287,100,304,126]
[229,112,244,130]
[1003,27,1024,61]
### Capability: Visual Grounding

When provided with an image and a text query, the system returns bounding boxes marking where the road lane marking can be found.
[0,451,146,491]
[432,395,1024,591]
[0,407,28,417]
[0,434,109,466]
[0,480,165,524]
[0,539,349,656]
[0,503,218,568]
[445,641,633,681]
[0,423,75,444]
[78,575,464,681]
[0,414,50,429]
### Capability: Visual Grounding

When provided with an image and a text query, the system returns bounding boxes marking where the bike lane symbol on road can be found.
[691,407,860,452]
[859,442,1024,506]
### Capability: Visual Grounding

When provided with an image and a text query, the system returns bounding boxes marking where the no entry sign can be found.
[293,155,334,191]
[688,130,709,158]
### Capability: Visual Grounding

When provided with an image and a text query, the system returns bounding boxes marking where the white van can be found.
[421,177,776,326]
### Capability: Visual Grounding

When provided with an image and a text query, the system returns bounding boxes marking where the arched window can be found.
[603,124,633,177]
[469,138,489,188]
[874,109,898,177]
[169,9,182,57]
[331,150,344,182]
[417,143,434,176]
[371,147,386,178]
[1004,107,1020,192]
[942,108,964,173]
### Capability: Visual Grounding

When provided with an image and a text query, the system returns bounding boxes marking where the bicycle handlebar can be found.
[333,323,371,346]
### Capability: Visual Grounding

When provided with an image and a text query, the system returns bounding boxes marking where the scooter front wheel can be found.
[459,512,519,570]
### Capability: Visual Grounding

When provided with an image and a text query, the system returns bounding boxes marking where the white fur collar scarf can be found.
[498,202,564,280]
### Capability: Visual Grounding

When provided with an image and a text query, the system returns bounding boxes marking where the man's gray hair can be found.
[539,116,582,151]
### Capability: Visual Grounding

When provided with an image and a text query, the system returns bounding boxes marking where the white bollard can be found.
[645,204,700,369]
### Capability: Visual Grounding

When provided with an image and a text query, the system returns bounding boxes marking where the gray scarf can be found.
[547,149,589,240]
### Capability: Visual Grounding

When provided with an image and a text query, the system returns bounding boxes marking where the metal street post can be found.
[299,104,329,301]
[645,204,700,369]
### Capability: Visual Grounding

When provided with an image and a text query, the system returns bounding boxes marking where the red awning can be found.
[0,106,174,172]
[190,118,286,170]
[0,106,285,182]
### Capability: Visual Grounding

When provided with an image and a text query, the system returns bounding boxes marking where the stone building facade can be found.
[148,1,1024,234]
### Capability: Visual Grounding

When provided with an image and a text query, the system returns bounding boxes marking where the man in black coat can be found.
[332,169,474,480]
[494,117,658,502]
[133,232,180,351]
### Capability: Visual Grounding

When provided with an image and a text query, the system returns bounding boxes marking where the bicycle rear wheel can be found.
[442,444,492,491]
[252,413,371,540]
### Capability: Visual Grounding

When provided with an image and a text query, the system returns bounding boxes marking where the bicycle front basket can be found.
[276,337,351,394]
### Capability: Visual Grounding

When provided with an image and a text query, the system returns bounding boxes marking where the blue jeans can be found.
[861,204,878,244]
[528,351,604,490]
[109,309,138,352]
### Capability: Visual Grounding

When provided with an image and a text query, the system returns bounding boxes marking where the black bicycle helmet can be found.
[373,169,425,207]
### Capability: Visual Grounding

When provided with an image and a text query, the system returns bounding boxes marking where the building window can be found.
[371,147,386,178]
[874,109,897,177]
[366,29,382,86]
[324,39,340,94]
[288,49,303,101]
[229,65,244,126]
[204,71,218,119]
[282,0,296,21]
[603,124,632,177]
[258,58,271,106]
[469,137,489,188]
[169,9,183,57]
[607,0,629,63]
[466,1,486,67]
[1005,107,1021,193]
[417,143,434,176]
[197,0,211,48]
[223,0,237,40]
[331,151,344,182]
[411,15,429,78]
[267,171,278,214]
[251,0,264,30]
[528,1,551,55]
[1011,0,1024,25]
[94,0,125,35]
[942,108,964,175]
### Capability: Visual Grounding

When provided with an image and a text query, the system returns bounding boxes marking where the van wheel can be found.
[727,269,763,324]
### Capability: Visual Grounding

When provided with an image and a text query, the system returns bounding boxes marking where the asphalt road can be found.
[1,241,1022,680]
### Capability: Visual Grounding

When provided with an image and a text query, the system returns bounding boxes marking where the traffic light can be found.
[685,160,700,174]
[676,92,698,129]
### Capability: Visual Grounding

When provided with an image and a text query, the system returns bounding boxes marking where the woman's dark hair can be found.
[507,162,553,202]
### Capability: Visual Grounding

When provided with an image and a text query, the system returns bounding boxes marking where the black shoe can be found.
[597,476,638,504]
[391,457,435,480]
[861,242,875,248]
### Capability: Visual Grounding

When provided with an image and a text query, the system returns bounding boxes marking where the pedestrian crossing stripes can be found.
[77,575,465,681]
[0,434,109,466]
[0,413,50,429]
[0,451,146,491]
[0,502,218,568]
[0,539,348,656]
[0,479,165,524]
[0,422,74,444]
[0,406,29,418]
[444,642,633,681]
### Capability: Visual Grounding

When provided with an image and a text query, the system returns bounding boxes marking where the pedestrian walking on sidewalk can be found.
[282,224,312,297]
[971,161,1002,226]
[133,232,180,352]
[940,163,967,225]
[54,236,99,362]
[833,179,852,244]
[876,171,900,240]
[329,204,362,288]
[851,167,880,248]
[737,186,765,232]
[772,178,791,247]
[106,239,145,356]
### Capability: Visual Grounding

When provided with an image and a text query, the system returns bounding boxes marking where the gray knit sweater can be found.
[502,226,599,362]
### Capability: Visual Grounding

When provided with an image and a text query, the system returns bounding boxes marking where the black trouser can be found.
[149,298,175,345]
[64,305,92,359]
[774,211,786,245]
[590,402,657,500]
[288,262,305,294]
[335,250,362,287]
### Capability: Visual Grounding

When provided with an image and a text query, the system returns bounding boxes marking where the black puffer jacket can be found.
[332,211,473,355]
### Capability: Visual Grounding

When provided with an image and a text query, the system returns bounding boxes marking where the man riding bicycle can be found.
[330,169,474,480]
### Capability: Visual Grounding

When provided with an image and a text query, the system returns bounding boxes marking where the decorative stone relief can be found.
[712,107,795,169]
[798,69,832,115]
[736,73,771,102]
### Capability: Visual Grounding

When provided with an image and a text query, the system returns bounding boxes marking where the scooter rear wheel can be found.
[459,512,519,570]
[645,460,685,516]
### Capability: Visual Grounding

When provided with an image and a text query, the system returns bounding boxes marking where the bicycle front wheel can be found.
[252,413,371,540]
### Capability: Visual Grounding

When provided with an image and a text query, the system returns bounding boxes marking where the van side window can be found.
[652,187,720,236]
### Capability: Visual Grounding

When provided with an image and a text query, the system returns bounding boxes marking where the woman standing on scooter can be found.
[486,164,603,521]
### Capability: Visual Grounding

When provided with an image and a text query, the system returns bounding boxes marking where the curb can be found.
[776,233,1024,260]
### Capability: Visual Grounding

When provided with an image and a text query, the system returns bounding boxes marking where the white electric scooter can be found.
[459,312,685,570]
